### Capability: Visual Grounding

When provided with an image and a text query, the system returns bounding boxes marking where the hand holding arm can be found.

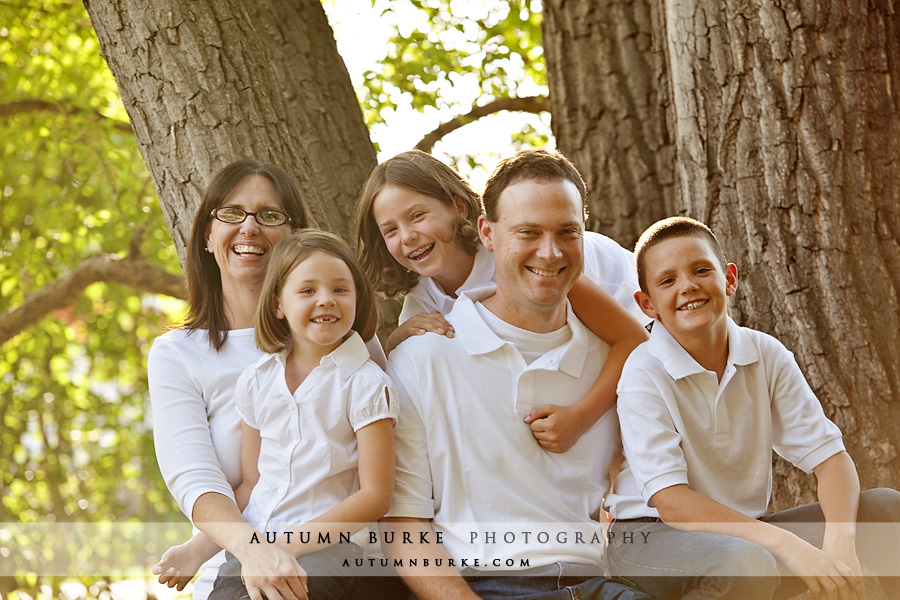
[526,275,647,452]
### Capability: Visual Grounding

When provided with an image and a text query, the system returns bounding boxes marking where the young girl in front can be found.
[155,229,397,599]
[356,149,648,454]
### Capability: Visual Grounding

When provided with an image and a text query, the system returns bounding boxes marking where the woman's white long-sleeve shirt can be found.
[148,327,261,600]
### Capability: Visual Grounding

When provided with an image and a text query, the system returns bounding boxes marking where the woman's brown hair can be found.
[356,150,481,297]
[183,159,308,351]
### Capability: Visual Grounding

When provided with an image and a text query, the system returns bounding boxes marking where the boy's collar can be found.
[647,316,758,380]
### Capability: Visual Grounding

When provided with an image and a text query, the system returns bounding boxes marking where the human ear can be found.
[725,263,739,297]
[274,296,285,320]
[477,215,494,252]
[453,195,469,219]
[635,290,658,320]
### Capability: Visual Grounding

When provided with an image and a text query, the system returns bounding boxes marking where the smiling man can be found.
[382,149,651,600]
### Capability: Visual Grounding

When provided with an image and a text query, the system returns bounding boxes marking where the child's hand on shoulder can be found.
[386,311,454,355]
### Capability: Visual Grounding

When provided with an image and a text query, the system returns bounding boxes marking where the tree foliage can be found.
[1,1,186,595]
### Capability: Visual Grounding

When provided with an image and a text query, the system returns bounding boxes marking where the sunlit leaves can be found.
[1,0,184,547]
[358,0,547,133]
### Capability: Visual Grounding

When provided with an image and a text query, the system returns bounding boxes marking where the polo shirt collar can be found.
[275,331,370,379]
[459,243,496,293]
[451,287,590,378]
[647,316,759,380]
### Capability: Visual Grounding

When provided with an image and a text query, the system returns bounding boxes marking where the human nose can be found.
[535,234,562,261]
[399,223,417,244]
[316,290,336,306]
[680,274,699,292]
[239,214,261,235]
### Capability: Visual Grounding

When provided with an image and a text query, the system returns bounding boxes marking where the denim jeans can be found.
[607,488,900,599]
[209,542,363,600]
[463,562,652,599]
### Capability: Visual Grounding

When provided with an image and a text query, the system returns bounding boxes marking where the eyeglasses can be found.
[210,207,292,227]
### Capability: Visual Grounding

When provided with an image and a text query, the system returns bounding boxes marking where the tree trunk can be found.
[83,0,376,264]
[548,0,900,504]
[542,0,676,248]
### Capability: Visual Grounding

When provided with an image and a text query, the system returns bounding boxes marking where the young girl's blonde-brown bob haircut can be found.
[356,150,482,297]
[255,229,379,353]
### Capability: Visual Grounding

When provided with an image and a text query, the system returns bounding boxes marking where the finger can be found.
[525,405,556,423]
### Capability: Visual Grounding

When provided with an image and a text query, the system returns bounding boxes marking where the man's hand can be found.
[524,404,589,453]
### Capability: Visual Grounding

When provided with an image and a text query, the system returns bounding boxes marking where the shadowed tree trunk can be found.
[545,0,900,505]
[542,0,676,248]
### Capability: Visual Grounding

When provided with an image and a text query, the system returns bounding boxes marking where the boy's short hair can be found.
[635,216,728,293]
[256,229,380,353]
[356,150,482,297]
[481,148,588,222]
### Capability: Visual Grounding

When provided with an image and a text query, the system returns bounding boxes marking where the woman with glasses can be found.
[147,160,383,600]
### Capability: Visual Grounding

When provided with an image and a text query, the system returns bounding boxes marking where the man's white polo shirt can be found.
[605,317,844,520]
[399,232,648,325]
[386,287,619,569]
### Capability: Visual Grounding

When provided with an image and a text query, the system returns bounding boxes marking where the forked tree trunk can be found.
[546,0,900,505]
[83,0,376,262]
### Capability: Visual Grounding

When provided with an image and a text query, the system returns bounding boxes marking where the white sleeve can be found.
[384,350,436,519]
[348,369,399,431]
[148,334,237,521]
[768,339,845,473]
[583,232,647,324]
[398,293,430,325]
[234,365,258,429]
[617,374,689,504]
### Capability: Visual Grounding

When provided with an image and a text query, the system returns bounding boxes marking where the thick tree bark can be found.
[548,0,900,504]
[542,0,676,248]
[667,0,900,504]
[83,0,376,263]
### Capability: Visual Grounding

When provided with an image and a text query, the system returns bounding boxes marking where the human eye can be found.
[299,287,315,294]
[659,277,675,286]
[411,211,425,221]
[380,226,396,238]
[257,210,287,226]
[215,207,246,223]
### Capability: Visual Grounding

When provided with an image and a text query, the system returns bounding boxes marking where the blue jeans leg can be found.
[464,562,652,600]
[210,542,362,600]
[606,520,779,600]
[762,487,900,599]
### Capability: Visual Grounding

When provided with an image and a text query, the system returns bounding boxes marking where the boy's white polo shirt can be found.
[399,232,648,325]
[387,287,619,569]
[605,317,844,520]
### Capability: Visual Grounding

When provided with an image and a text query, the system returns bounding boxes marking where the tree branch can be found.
[0,99,134,133]
[0,254,186,345]
[414,95,550,153]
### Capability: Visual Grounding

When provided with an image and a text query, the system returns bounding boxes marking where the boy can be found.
[604,217,900,599]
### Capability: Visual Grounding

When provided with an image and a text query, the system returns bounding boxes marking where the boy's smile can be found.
[636,235,738,345]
